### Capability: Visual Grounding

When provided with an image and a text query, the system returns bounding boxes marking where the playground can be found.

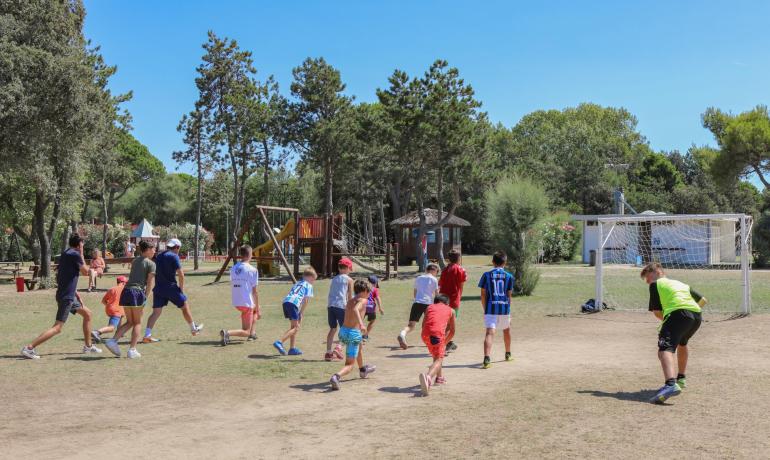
[2,259,770,458]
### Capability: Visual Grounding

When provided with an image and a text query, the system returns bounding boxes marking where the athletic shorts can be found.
[327,307,345,329]
[119,288,146,308]
[422,333,446,359]
[409,302,430,323]
[107,315,121,328]
[236,306,255,326]
[283,302,301,321]
[55,298,82,323]
[366,311,377,321]
[658,309,702,352]
[484,314,511,330]
[152,285,187,308]
[339,326,362,359]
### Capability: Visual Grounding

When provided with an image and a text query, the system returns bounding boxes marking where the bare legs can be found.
[484,327,511,358]
[658,345,689,381]
[280,320,301,349]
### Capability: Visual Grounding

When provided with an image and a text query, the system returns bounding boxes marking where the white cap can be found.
[166,238,182,248]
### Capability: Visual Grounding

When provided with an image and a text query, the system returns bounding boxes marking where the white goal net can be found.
[595,214,752,314]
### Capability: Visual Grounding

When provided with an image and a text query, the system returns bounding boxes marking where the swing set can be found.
[214,205,398,283]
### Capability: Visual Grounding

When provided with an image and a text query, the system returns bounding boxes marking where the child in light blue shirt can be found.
[273,268,317,355]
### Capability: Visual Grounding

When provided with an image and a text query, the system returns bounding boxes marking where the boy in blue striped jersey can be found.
[478,251,515,369]
[273,267,317,356]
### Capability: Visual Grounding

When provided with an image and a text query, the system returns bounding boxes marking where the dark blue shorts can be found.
[283,302,301,321]
[55,297,82,323]
[152,285,187,308]
[120,288,146,307]
[327,307,345,329]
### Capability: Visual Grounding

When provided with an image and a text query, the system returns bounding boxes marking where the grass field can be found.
[2,257,770,458]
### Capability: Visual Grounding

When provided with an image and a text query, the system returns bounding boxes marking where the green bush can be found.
[78,224,131,257]
[517,265,541,296]
[540,212,581,263]
[154,223,213,254]
[485,176,549,295]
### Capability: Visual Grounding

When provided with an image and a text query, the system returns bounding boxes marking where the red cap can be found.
[338,258,353,269]
[117,276,128,283]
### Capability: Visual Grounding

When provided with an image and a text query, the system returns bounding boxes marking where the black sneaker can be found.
[505,352,512,362]
[482,356,491,369]
[446,341,458,352]
[247,334,257,342]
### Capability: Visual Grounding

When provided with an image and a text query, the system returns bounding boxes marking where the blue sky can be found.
[84,0,770,175]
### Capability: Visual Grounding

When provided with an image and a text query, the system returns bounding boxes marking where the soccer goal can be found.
[594,214,753,315]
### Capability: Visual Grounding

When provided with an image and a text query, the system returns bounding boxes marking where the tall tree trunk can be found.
[81,196,90,223]
[365,203,374,247]
[193,151,202,270]
[101,187,109,253]
[33,191,52,280]
[262,140,270,205]
[61,222,72,255]
[324,156,333,215]
[416,198,427,272]
[378,200,387,246]
[436,175,446,269]
[107,189,117,225]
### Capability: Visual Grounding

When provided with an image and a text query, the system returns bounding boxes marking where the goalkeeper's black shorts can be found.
[658,309,702,352]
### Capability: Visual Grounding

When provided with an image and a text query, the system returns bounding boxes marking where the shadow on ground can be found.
[577,389,659,403]
[290,381,334,393]
[378,385,422,397]
[386,353,430,359]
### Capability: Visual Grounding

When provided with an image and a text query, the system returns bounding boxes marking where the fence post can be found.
[393,243,399,278]
[385,243,391,280]
[293,210,300,278]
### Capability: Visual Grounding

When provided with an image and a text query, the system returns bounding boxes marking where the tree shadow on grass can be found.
[378,385,422,397]
[0,355,25,360]
[61,356,111,361]
[247,354,280,360]
[577,389,660,403]
[247,354,327,363]
[386,353,430,359]
[179,340,224,347]
[289,381,334,394]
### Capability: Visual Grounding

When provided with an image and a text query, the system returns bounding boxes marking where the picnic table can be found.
[0,262,23,280]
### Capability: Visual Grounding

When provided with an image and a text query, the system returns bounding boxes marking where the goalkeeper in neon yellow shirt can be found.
[641,263,707,404]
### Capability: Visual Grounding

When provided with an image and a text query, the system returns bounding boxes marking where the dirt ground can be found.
[3,312,770,458]
[2,262,770,459]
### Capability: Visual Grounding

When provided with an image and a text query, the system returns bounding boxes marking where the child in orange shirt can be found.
[90,276,127,343]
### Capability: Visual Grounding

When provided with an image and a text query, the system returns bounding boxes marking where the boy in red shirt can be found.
[90,276,127,343]
[438,249,467,352]
[418,294,456,397]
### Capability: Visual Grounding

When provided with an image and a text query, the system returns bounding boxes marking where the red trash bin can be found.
[15,277,25,292]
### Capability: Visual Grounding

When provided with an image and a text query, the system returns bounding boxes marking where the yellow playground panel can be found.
[256,218,295,276]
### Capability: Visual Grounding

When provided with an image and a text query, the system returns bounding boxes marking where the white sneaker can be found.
[83,345,103,354]
[191,322,204,336]
[105,339,121,357]
[21,346,40,360]
[127,348,141,359]
[91,330,102,343]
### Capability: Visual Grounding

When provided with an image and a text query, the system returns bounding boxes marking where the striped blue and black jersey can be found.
[478,268,514,315]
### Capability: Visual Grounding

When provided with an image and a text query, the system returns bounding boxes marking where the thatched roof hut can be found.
[389,209,471,228]
[390,209,469,265]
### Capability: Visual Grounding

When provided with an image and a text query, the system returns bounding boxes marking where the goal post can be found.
[594,214,753,315]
